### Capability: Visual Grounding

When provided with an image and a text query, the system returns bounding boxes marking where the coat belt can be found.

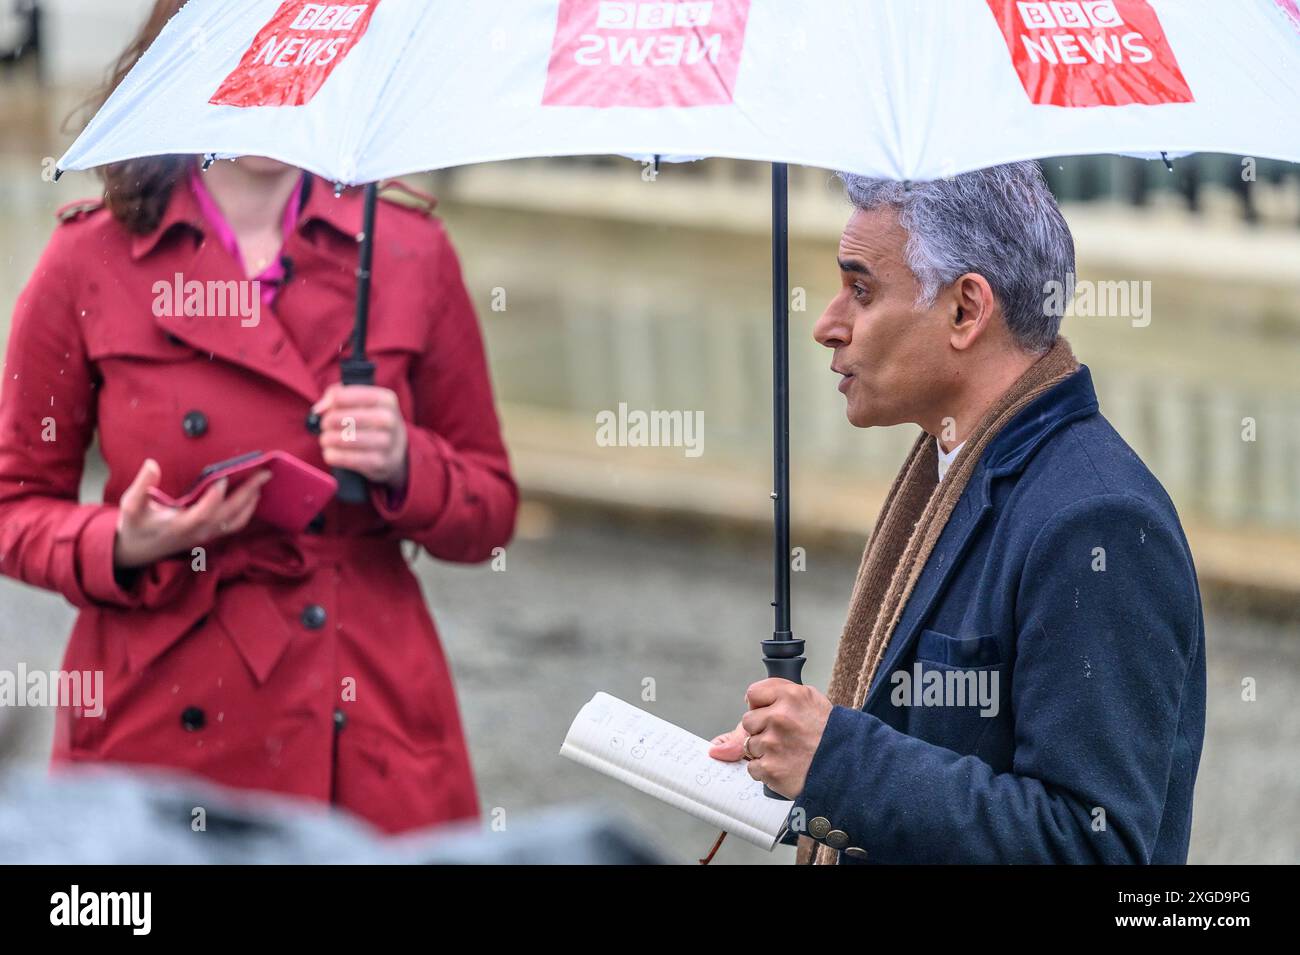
[106,534,400,683]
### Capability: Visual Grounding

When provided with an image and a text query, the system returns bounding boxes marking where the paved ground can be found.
[1,494,1297,864]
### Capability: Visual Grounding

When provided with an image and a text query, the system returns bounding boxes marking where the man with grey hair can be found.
[711,161,1206,864]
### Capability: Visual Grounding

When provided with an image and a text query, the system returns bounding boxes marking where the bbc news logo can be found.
[987,0,1193,107]
[595,1,716,29]
[543,0,751,108]
[210,1,380,108]
[1015,1,1125,30]
[288,3,371,31]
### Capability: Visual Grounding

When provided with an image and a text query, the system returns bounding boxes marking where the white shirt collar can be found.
[937,440,965,482]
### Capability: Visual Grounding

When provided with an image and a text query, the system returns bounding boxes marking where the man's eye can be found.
[852,284,870,303]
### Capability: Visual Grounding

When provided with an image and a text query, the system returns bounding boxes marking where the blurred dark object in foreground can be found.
[0,766,669,864]
[0,0,39,65]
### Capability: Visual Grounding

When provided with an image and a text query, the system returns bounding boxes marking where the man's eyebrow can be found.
[837,257,872,277]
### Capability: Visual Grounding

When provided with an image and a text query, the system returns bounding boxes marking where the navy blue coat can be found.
[794,366,1206,864]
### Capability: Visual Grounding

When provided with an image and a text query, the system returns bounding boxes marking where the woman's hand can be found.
[312,384,409,489]
[113,458,272,570]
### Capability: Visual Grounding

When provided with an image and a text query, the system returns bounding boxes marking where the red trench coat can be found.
[0,172,517,833]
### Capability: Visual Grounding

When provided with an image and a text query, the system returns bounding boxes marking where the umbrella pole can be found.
[762,166,807,683]
[760,164,805,802]
[335,181,379,503]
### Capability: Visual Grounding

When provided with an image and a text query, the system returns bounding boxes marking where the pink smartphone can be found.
[147,450,338,533]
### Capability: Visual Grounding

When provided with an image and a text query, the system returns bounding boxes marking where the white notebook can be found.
[559,692,792,850]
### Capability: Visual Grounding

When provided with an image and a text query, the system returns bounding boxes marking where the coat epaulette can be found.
[55,198,106,224]
[377,180,439,217]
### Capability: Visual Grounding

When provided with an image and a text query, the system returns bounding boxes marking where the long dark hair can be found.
[68,0,190,234]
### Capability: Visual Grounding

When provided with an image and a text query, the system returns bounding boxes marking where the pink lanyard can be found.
[187,163,304,308]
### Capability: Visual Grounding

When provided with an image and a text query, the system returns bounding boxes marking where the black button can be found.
[304,410,322,435]
[305,512,326,535]
[301,604,327,629]
[333,709,347,731]
[182,410,208,438]
[180,706,206,732]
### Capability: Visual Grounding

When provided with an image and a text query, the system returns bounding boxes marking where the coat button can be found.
[808,816,831,840]
[305,512,326,534]
[304,410,322,435]
[825,829,849,850]
[301,604,327,629]
[180,706,206,732]
[333,708,347,731]
[181,410,208,438]
[843,847,868,860]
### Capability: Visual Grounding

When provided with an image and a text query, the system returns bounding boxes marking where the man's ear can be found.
[948,273,997,352]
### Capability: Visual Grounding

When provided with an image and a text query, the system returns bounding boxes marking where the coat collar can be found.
[130,165,370,405]
[129,168,205,261]
[297,174,367,242]
[979,364,1100,479]
[131,166,367,261]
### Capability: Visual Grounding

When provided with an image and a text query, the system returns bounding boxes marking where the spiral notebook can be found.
[559,692,792,850]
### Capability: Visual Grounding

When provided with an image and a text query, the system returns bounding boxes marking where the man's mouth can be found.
[833,366,854,394]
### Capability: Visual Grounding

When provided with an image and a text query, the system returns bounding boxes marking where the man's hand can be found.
[708,678,834,800]
[313,384,409,489]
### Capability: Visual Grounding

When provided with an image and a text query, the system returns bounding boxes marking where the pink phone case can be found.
[147,451,338,533]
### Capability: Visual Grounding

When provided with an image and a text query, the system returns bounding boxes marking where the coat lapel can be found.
[150,233,323,404]
[864,477,994,708]
[134,169,358,405]
[861,365,1101,710]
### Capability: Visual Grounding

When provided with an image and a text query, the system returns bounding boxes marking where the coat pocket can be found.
[914,629,1002,669]
[894,630,1006,757]
[83,320,197,364]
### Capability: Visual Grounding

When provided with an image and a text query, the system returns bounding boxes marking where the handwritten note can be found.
[560,692,791,850]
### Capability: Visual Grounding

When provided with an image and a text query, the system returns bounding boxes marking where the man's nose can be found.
[813,300,848,349]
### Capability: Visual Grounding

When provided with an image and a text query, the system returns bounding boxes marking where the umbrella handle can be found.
[335,183,381,505]
[760,638,805,802]
[334,356,376,503]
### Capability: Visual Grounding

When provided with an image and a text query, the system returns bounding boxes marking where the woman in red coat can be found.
[0,1,517,834]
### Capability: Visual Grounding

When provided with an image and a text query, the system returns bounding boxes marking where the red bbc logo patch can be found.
[986,1,1194,107]
[542,1,752,108]
[210,2,380,108]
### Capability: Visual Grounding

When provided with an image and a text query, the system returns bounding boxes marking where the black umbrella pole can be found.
[336,182,379,503]
[760,164,804,803]
[762,163,806,687]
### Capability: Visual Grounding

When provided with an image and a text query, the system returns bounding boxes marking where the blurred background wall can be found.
[1,2,1297,863]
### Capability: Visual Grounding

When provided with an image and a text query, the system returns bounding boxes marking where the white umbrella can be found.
[58,0,1300,181]
[54,0,1300,691]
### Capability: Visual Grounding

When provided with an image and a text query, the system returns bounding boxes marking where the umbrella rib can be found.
[344,1,439,185]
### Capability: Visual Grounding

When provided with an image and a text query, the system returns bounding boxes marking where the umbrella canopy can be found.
[59,0,1300,183]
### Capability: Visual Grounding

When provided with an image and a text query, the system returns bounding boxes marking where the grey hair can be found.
[837,161,1075,353]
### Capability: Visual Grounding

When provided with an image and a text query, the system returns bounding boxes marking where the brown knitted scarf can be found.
[800,338,1080,866]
